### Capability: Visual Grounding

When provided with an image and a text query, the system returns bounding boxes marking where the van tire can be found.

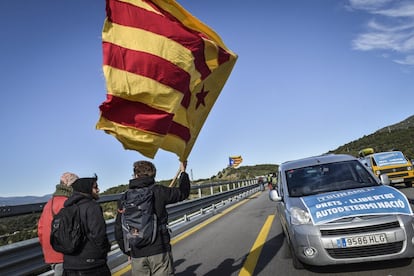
[285,235,305,269]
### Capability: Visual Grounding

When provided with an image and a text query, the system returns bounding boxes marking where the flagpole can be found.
[169,161,187,187]
[169,168,181,187]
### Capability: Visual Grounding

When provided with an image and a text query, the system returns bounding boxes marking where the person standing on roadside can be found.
[38,172,79,276]
[115,160,190,276]
[62,175,111,276]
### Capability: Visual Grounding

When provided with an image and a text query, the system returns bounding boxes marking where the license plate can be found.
[337,233,387,248]
[391,178,404,183]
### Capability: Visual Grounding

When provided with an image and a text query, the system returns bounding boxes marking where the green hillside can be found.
[329,115,414,159]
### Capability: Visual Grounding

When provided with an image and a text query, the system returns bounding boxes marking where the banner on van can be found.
[301,185,412,225]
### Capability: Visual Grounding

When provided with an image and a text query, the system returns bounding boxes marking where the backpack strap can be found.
[118,191,128,211]
[51,197,57,217]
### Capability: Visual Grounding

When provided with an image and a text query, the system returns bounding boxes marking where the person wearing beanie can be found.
[115,160,190,276]
[62,175,111,276]
[37,172,78,276]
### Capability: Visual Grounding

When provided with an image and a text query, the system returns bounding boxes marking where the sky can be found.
[1,0,414,197]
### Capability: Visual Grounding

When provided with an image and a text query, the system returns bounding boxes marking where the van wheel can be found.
[290,245,305,269]
[405,181,412,188]
[286,236,305,269]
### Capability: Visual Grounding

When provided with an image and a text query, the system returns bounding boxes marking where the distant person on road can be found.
[115,160,190,276]
[38,172,79,276]
[62,175,111,276]
[258,177,265,191]
[267,173,277,190]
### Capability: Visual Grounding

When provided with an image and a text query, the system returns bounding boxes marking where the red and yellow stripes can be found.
[96,0,237,160]
[230,156,243,168]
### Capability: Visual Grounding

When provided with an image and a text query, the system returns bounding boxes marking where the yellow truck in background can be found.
[359,148,414,188]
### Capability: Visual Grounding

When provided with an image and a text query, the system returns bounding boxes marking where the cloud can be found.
[394,54,414,65]
[348,0,414,66]
[348,0,393,11]
[372,3,414,17]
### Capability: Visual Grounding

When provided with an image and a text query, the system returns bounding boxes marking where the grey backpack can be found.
[119,187,157,252]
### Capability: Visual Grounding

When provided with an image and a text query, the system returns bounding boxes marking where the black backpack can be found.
[50,202,85,254]
[119,186,157,252]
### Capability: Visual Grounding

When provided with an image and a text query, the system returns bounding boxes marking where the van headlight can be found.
[290,207,311,225]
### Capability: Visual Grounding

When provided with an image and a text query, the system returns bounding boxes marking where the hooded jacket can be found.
[62,192,111,270]
[37,184,72,264]
[115,172,190,258]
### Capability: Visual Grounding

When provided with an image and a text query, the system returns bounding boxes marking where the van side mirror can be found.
[380,174,390,185]
[269,189,282,202]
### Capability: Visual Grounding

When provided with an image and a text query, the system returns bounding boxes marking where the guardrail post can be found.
[210,186,214,195]
[198,187,202,198]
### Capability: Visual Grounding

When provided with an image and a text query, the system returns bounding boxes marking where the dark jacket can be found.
[115,172,190,258]
[63,192,111,270]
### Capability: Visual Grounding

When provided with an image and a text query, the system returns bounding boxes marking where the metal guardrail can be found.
[0,179,261,275]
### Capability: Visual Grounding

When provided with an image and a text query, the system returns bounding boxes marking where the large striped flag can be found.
[229,156,243,168]
[96,0,238,161]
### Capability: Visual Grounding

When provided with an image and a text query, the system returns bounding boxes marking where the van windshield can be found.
[286,160,379,197]
[372,151,407,167]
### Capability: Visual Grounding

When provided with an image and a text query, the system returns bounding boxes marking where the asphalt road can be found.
[117,186,414,276]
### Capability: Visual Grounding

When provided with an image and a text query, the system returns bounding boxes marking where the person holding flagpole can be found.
[115,160,190,276]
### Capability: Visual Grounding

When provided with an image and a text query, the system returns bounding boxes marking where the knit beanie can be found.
[133,161,156,178]
[72,177,97,195]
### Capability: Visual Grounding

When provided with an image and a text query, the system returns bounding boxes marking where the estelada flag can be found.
[229,156,243,168]
[96,0,238,161]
